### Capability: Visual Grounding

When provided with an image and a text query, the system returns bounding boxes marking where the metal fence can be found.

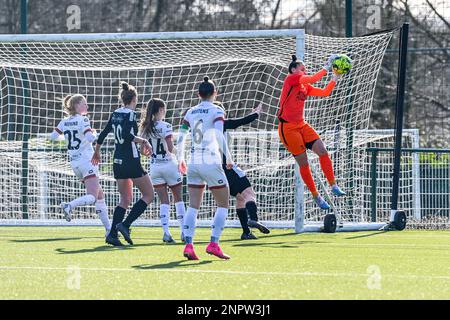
[367,148,450,229]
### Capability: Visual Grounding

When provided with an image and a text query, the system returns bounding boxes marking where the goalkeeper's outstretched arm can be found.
[308,74,340,97]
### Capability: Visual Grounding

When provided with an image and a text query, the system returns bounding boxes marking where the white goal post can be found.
[0,29,398,232]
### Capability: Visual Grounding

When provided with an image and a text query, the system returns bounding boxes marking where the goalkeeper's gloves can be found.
[323,54,338,72]
[331,73,342,82]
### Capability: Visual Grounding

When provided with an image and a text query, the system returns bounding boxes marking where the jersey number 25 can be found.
[64,130,81,150]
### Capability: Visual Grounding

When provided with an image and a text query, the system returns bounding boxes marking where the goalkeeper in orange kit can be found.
[277,54,346,209]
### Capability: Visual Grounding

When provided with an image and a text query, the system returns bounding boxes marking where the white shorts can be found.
[71,159,99,181]
[150,161,183,187]
[187,163,228,189]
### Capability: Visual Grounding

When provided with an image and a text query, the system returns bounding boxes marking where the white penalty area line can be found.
[0,265,450,281]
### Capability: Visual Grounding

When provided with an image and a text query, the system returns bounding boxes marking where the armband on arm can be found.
[176,123,189,161]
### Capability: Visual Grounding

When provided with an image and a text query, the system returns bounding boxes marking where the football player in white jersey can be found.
[177,77,234,260]
[139,98,185,244]
[48,94,111,237]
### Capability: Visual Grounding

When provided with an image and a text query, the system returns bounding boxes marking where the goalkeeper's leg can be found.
[294,153,330,210]
[311,139,346,196]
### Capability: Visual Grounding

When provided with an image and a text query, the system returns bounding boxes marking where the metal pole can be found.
[345,0,355,220]
[20,0,29,219]
[345,0,352,37]
[20,0,27,34]
[391,23,409,220]
[370,150,378,222]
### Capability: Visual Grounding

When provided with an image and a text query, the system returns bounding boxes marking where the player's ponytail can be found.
[198,76,216,99]
[62,94,86,116]
[140,98,166,138]
[119,81,137,106]
[288,54,304,74]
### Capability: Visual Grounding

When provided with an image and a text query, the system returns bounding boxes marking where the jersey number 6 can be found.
[193,120,203,144]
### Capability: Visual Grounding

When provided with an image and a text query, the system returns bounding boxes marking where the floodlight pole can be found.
[391,23,409,221]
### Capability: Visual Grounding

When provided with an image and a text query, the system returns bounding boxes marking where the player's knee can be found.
[242,188,256,202]
[295,152,309,167]
[236,196,245,209]
[317,147,328,157]
[120,196,133,207]
[141,193,154,204]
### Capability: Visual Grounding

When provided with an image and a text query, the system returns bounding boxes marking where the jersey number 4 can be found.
[150,138,166,157]
[64,130,81,150]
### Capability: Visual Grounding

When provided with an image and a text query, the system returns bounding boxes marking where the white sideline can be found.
[0,265,449,280]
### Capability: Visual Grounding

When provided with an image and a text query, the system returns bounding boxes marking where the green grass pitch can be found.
[0,226,449,299]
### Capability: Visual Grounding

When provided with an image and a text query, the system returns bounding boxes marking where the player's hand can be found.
[226,159,234,170]
[252,103,262,115]
[178,160,187,175]
[332,73,342,82]
[91,151,101,166]
[324,54,338,72]
[141,140,152,157]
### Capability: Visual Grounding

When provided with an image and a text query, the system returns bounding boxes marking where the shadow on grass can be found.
[219,231,301,244]
[132,260,213,270]
[231,240,325,249]
[10,237,83,243]
[344,231,388,240]
[55,241,171,254]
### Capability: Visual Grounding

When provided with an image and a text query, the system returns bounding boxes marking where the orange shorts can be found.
[278,121,320,156]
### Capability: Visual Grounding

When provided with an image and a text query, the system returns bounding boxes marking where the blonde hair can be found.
[63,94,86,115]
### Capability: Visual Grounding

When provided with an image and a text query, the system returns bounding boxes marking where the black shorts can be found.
[223,164,252,197]
[113,158,147,180]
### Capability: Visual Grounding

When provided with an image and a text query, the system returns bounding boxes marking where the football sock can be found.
[175,201,185,231]
[183,207,198,244]
[123,199,148,228]
[110,206,126,237]
[95,198,111,235]
[299,164,319,198]
[160,204,171,235]
[236,208,250,234]
[319,154,336,186]
[69,194,96,209]
[210,207,228,243]
[246,201,258,221]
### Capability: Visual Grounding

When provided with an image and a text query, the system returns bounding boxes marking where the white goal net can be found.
[0,29,396,230]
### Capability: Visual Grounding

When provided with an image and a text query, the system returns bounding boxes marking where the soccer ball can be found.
[332,54,352,75]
